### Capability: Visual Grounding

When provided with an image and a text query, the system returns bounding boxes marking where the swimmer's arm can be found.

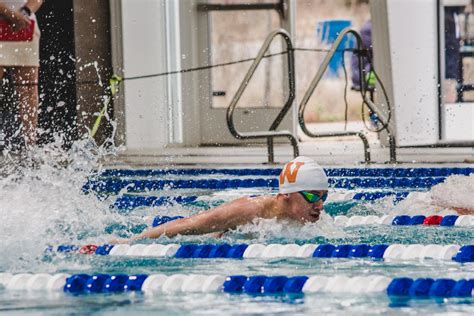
[128,198,259,242]
[453,207,474,215]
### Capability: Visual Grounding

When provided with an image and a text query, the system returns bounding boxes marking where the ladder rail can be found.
[298,27,397,163]
[226,29,299,163]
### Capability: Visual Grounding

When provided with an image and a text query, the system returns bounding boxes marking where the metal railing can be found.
[226,29,299,163]
[227,28,397,164]
[197,1,285,16]
[298,27,397,163]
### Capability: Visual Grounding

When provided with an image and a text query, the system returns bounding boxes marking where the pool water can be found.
[0,143,473,315]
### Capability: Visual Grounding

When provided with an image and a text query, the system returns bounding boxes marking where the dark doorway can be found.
[36,0,77,148]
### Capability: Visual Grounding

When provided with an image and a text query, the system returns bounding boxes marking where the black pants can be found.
[0,70,25,152]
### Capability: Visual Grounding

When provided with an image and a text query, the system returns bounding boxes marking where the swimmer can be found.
[111,156,329,244]
[391,173,474,216]
[429,173,474,215]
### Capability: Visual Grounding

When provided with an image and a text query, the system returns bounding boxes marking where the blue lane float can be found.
[98,168,280,178]
[114,195,198,210]
[84,178,277,194]
[334,214,473,227]
[54,242,473,262]
[84,177,448,194]
[453,245,474,263]
[388,278,474,298]
[98,167,474,179]
[113,191,412,211]
[152,216,184,227]
[392,215,412,226]
[407,278,434,297]
[85,274,110,293]
[65,274,474,296]
[61,274,473,297]
[2,273,472,297]
[348,244,371,257]
[148,214,473,229]
[102,274,129,293]
[57,245,79,253]
[352,191,409,202]
[262,276,289,294]
[63,274,89,294]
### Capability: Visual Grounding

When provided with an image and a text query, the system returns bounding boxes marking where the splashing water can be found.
[0,136,119,272]
[228,213,345,242]
[392,174,474,215]
[1,131,472,272]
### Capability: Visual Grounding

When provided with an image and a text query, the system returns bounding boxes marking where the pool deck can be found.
[104,121,473,168]
[104,140,474,168]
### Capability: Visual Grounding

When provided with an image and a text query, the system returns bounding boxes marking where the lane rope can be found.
[112,191,410,210]
[85,176,448,194]
[99,167,474,178]
[145,214,473,228]
[1,273,472,297]
[52,243,474,262]
[333,214,473,227]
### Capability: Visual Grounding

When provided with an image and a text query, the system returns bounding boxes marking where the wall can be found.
[371,0,439,146]
[113,0,170,151]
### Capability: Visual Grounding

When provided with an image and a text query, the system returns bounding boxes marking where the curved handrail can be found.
[226,29,298,163]
[298,28,396,163]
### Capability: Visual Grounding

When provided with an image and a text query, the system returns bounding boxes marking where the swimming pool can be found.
[0,162,473,314]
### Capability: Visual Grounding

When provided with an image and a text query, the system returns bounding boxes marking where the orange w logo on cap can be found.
[279,162,304,184]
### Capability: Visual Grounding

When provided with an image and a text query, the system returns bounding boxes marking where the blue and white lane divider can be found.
[113,191,410,210]
[114,196,199,210]
[85,177,447,194]
[1,273,472,297]
[99,167,474,178]
[333,215,474,227]
[147,214,474,228]
[57,243,474,262]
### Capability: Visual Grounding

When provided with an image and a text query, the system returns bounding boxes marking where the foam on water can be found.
[430,174,474,210]
[392,174,474,215]
[228,213,345,242]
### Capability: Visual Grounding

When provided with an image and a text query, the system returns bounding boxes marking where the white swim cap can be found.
[278,156,328,194]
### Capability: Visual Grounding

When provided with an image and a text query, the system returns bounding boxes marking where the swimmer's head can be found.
[278,156,328,194]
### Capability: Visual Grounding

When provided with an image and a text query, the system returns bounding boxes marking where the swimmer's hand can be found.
[6,9,31,31]
[209,232,224,238]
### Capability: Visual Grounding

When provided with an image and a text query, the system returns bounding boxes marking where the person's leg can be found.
[0,67,6,151]
[12,67,39,146]
[11,66,39,147]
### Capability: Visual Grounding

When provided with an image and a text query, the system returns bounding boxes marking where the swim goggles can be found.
[299,191,328,204]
